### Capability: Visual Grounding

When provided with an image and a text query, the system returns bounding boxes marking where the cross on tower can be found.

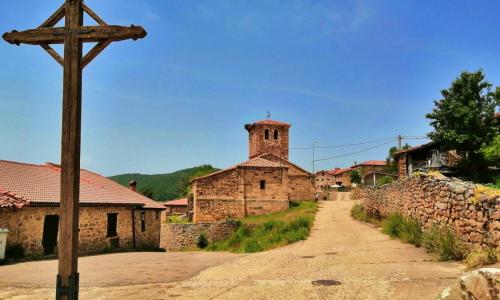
[3,1,146,299]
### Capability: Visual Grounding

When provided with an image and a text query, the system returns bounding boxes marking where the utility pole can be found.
[312,141,321,174]
[397,134,402,150]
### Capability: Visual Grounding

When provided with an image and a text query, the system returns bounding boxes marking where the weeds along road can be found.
[0,193,464,299]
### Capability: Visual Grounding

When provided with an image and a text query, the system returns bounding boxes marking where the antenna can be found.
[266,110,271,119]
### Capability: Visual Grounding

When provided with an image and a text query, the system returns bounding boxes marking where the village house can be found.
[163,198,188,216]
[393,142,461,179]
[190,120,314,223]
[0,160,164,259]
[350,160,387,185]
[314,169,337,192]
[362,171,398,187]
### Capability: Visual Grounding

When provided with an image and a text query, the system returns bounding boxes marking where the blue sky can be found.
[1,0,499,176]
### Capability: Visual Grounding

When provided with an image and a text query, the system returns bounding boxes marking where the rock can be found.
[448,182,466,194]
[459,268,500,300]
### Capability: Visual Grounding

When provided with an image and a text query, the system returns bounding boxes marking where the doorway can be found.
[42,215,59,255]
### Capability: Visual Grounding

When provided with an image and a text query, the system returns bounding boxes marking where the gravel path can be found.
[0,193,464,299]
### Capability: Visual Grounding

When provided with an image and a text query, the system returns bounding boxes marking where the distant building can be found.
[164,198,188,216]
[351,160,387,185]
[315,169,337,192]
[191,120,314,223]
[0,160,164,258]
[362,171,397,187]
[333,167,353,187]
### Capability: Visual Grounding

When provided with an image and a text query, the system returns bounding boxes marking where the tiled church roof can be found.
[192,157,288,182]
[0,160,164,209]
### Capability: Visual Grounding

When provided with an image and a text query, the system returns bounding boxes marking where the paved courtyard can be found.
[0,193,465,299]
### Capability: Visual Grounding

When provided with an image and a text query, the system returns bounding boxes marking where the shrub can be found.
[382,214,422,246]
[351,204,368,222]
[5,244,25,260]
[197,234,209,249]
[376,176,394,186]
[244,239,263,253]
[421,225,466,261]
[465,247,498,268]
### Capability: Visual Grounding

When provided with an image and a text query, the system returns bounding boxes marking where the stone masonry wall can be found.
[289,175,314,201]
[160,221,238,251]
[0,206,161,258]
[360,174,500,249]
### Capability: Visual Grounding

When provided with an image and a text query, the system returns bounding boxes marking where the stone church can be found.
[191,119,314,223]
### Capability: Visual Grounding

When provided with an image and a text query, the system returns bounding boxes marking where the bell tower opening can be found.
[245,119,290,160]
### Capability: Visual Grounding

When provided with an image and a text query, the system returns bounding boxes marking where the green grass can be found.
[350,204,381,225]
[353,206,467,262]
[421,225,467,261]
[206,201,317,253]
[165,214,191,224]
[108,165,219,201]
[382,214,422,246]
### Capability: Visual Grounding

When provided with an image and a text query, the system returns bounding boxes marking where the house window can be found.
[260,180,266,190]
[264,129,269,140]
[274,129,278,140]
[141,211,146,232]
[107,213,118,237]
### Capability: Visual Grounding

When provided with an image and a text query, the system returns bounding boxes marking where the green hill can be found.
[108,165,219,201]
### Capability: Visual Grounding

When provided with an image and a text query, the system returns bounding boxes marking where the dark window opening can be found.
[42,215,59,255]
[260,180,266,190]
[274,129,278,139]
[107,213,118,237]
[264,129,269,140]
[141,211,146,232]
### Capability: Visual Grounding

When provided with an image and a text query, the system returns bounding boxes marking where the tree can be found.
[426,70,499,181]
[481,134,500,165]
[426,70,498,152]
[350,170,361,184]
[139,187,155,199]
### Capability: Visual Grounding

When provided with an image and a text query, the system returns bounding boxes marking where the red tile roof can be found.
[0,160,164,209]
[0,191,30,209]
[331,167,352,175]
[352,160,386,167]
[164,198,188,206]
[192,157,288,182]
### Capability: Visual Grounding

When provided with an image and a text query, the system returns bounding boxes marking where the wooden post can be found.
[2,3,146,297]
[57,1,83,299]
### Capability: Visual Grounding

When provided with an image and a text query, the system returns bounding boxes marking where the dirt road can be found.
[0,193,464,299]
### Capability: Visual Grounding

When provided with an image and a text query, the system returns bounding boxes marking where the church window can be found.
[260,180,266,190]
[264,129,269,140]
[274,129,278,140]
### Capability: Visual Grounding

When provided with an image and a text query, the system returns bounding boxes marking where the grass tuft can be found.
[465,247,498,268]
[207,201,317,253]
[421,225,466,261]
[350,204,381,225]
[382,214,422,247]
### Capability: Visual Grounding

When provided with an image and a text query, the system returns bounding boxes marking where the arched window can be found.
[264,129,269,140]
[274,129,278,140]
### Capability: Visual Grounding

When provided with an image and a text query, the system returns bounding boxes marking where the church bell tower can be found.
[244,119,291,160]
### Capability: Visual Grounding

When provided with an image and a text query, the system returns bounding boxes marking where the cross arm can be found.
[3,25,146,45]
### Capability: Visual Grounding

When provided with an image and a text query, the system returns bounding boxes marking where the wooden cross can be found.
[3,1,146,299]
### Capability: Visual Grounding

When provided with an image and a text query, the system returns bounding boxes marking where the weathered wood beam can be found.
[81,40,111,69]
[2,25,147,45]
[38,4,65,28]
[57,0,83,299]
[40,43,64,66]
[81,2,107,26]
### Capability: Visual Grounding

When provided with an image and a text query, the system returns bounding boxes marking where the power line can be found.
[290,137,395,150]
[313,140,395,162]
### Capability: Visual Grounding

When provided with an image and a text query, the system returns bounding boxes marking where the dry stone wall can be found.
[160,221,238,251]
[360,174,500,249]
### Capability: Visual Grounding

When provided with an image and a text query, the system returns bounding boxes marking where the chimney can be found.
[129,180,137,192]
